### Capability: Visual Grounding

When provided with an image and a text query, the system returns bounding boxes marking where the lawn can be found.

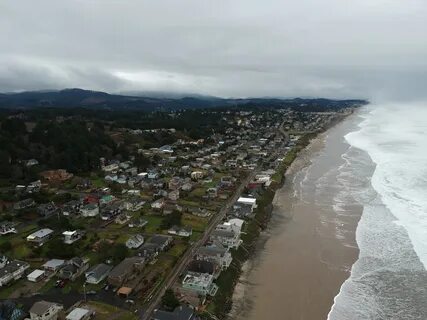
[189,187,206,198]
[84,301,138,320]
[0,279,24,299]
[167,242,188,258]
[144,215,165,234]
[182,213,208,232]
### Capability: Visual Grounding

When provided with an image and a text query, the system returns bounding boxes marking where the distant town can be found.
[0,102,360,320]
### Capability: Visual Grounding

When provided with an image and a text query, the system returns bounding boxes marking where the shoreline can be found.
[227,112,362,320]
[203,113,354,319]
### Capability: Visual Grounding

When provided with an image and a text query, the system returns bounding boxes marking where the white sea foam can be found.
[328,103,427,319]
[345,103,427,269]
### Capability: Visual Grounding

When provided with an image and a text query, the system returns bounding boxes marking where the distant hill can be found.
[0,88,367,111]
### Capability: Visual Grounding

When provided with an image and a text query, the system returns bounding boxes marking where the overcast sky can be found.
[0,0,426,100]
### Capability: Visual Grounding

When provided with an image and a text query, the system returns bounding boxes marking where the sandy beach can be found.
[230,115,365,320]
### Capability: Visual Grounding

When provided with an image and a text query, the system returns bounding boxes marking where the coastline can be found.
[226,112,363,320]
[202,113,355,319]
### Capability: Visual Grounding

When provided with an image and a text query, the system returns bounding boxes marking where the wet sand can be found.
[230,117,362,320]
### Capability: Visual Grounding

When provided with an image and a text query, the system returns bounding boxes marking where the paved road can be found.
[141,126,288,319]
[140,170,258,320]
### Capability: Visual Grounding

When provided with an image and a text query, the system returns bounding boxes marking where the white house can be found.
[182,271,218,296]
[27,269,45,282]
[29,301,63,320]
[168,225,192,237]
[66,307,94,320]
[80,203,99,217]
[0,259,30,287]
[62,230,83,244]
[126,234,145,249]
[26,228,54,246]
[237,197,257,212]
[42,259,66,272]
[0,222,17,235]
[85,263,112,284]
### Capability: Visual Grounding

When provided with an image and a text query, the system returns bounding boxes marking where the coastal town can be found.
[0,105,357,320]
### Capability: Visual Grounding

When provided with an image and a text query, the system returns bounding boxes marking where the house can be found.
[29,301,63,320]
[128,218,148,228]
[152,305,195,320]
[108,257,145,287]
[62,200,82,216]
[220,176,234,188]
[236,197,257,212]
[13,198,35,210]
[80,203,99,217]
[209,228,241,250]
[42,259,66,272]
[115,213,131,225]
[147,171,159,179]
[151,198,165,211]
[168,225,192,237]
[99,195,115,206]
[102,163,119,173]
[27,269,45,282]
[25,159,39,167]
[62,230,84,244]
[27,180,42,193]
[190,171,204,181]
[196,244,233,270]
[0,259,30,287]
[38,202,59,218]
[163,202,182,215]
[65,307,94,320]
[168,177,182,190]
[58,257,89,281]
[168,190,180,201]
[125,198,145,211]
[187,260,220,279]
[206,187,218,198]
[182,271,218,296]
[148,235,173,251]
[181,182,193,192]
[27,228,54,246]
[100,203,122,220]
[126,234,145,249]
[85,263,112,284]
[0,222,17,235]
[136,243,160,260]
[84,194,99,205]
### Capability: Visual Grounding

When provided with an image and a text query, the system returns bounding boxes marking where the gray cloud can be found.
[1,0,426,100]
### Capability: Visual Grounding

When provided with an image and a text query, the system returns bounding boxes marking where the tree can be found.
[112,243,129,264]
[161,210,182,230]
[46,238,75,258]
[161,289,180,311]
[0,241,12,253]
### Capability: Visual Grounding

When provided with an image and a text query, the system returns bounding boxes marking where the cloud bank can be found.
[1,0,426,100]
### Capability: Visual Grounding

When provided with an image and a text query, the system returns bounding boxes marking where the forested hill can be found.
[0,88,367,111]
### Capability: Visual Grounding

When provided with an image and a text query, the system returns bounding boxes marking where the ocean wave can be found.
[328,104,427,320]
[345,103,427,269]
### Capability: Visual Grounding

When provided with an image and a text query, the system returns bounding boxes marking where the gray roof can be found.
[153,305,194,320]
[197,246,227,257]
[0,260,29,279]
[149,234,173,246]
[211,229,235,238]
[86,263,112,280]
[109,257,144,278]
[29,301,59,315]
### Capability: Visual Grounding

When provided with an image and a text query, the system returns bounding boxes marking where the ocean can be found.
[328,104,427,319]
